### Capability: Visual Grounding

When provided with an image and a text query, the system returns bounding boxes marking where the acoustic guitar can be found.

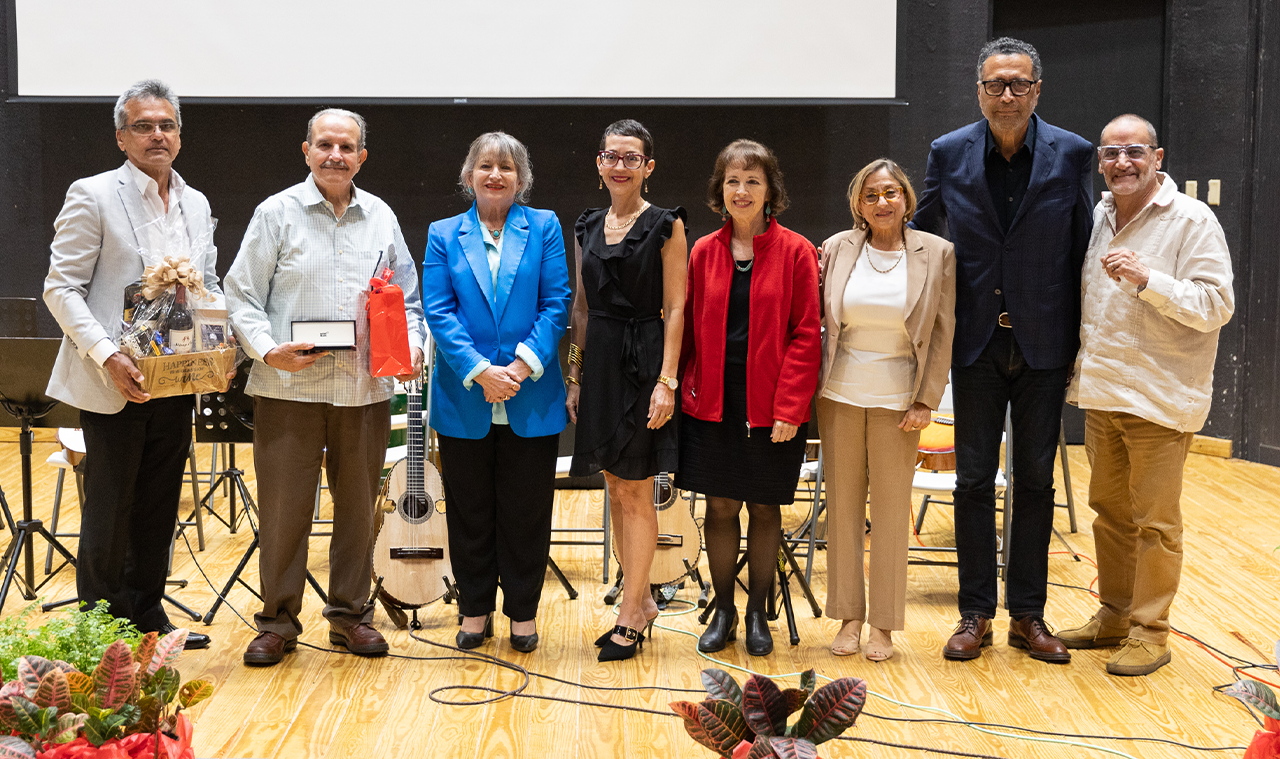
[613,472,702,586]
[916,413,956,471]
[372,377,454,608]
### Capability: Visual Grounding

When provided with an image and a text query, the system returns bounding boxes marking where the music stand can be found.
[0,337,80,615]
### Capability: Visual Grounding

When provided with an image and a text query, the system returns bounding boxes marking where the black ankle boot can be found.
[698,608,739,653]
[744,610,773,656]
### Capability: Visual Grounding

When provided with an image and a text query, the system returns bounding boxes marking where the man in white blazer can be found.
[43,80,215,649]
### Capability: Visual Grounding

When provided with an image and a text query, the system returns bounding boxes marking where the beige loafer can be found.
[1058,617,1128,649]
[1106,638,1170,676]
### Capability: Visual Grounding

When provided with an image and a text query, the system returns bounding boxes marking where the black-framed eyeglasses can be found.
[598,150,649,170]
[978,79,1037,97]
[860,186,904,205]
[1097,144,1157,162]
[122,121,179,135]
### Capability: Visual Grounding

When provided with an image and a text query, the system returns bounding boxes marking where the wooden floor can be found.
[1,430,1278,759]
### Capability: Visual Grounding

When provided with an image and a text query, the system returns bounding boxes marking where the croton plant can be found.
[671,668,866,758]
[0,628,212,758]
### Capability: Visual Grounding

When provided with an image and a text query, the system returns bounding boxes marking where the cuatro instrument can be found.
[373,369,454,609]
[916,413,956,471]
[613,472,702,586]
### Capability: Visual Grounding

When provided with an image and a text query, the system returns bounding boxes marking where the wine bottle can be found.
[122,281,144,324]
[168,285,195,354]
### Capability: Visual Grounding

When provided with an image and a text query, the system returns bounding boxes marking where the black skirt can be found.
[677,363,808,505]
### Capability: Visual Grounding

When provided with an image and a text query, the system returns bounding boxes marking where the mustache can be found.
[320,161,348,170]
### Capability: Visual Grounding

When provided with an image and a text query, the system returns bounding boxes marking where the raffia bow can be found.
[142,255,206,300]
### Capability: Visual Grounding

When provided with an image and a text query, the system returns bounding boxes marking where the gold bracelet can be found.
[565,375,580,386]
[568,343,583,368]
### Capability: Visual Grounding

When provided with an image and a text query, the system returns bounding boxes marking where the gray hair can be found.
[1102,113,1159,146]
[976,36,1043,82]
[459,132,533,203]
[307,108,368,152]
[114,79,181,130]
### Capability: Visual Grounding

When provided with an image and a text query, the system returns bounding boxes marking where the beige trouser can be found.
[252,397,391,638]
[817,398,920,630]
[1085,409,1194,645]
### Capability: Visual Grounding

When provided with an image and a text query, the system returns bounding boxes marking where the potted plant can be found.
[1224,641,1280,759]
[0,628,213,759]
[670,668,866,758]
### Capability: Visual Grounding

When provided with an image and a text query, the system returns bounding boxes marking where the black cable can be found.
[176,533,1253,756]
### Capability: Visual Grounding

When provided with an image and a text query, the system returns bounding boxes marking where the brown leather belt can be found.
[998,312,1012,328]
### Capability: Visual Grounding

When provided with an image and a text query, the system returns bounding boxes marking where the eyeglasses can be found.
[1098,144,1157,162]
[978,79,1037,97]
[122,121,179,135]
[597,150,649,170]
[860,186,904,205]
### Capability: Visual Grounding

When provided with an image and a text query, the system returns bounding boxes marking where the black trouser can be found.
[78,395,193,630]
[952,328,1069,620]
[437,425,559,621]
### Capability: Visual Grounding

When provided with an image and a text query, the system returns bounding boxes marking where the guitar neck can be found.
[407,381,425,499]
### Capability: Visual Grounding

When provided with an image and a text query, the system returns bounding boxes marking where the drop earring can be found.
[764,202,773,218]
[599,177,603,190]
[644,180,649,194]
[720,205,728,221]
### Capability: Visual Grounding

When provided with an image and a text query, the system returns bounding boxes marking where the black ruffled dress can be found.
[569,205,686,480]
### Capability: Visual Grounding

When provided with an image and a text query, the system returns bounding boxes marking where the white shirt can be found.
[1067,173,1234,432]
[822,243,916,411]
[88,162,194,367]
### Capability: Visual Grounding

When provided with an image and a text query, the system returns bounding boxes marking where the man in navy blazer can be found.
[912,37,1094,663]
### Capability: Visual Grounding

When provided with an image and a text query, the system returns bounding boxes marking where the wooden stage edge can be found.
[0,441,1278,759]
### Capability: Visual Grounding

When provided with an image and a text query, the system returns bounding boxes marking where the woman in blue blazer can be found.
[422,131,571,653]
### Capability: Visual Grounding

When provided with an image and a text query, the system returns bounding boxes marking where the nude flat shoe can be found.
[865,626,894,661]
[831,620,863,656]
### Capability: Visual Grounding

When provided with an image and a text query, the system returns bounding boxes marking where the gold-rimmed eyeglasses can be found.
[860,186,904,205]
[122,121,179,135]
[1097,144,1157,162]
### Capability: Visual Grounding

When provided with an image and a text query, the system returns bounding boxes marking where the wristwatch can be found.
[657,375,678,391]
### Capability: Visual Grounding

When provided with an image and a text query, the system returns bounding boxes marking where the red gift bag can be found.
[367,276,412,377]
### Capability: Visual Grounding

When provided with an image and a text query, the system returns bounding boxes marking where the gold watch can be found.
[657,375,678,391]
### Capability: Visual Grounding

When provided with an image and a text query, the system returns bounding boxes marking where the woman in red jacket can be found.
[678,139,821,656]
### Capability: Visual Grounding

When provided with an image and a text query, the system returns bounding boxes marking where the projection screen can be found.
[11,0,897,102]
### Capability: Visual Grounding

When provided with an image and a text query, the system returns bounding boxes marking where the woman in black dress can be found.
[566,120,687,662]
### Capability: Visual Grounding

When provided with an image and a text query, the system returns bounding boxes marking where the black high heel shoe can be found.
[510,619,539,653]
[697,608,739,653]
[597,619,656,662]
[596,610,660,647]
[456,613,494,649]
[744,610,773,656]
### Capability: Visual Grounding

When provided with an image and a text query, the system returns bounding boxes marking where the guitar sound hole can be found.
[398,494,433,524]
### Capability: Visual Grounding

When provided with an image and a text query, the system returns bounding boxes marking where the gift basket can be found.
[117,219,238,399]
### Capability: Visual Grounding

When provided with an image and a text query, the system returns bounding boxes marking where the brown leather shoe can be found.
[1008,616,1071,663]
[943,615,993,660]
[243,631,297,666]
[330,623,389,656]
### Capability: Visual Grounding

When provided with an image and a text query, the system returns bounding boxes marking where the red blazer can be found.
[679,219,821,427]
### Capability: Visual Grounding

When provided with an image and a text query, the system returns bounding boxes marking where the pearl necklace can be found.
[605,202,650,230]
[864,239,906,274]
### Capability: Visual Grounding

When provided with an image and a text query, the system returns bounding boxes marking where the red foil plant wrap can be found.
[1226,642,1280,759]
[0,629,212,759]
[366,267,413,378]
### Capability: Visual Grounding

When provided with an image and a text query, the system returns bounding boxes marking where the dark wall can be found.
[3,1,1275,461]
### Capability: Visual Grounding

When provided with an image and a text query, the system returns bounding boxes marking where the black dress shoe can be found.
[456,613,494,650]
[146,622,211,651]
[509,620,539,653]
[598,622,653,662]
[744,610,773,656]
[697,609,739,653]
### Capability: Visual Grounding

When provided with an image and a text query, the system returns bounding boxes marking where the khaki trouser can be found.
[252,397,391,638]
[817,398,920,630]
[1085,409,1194,645]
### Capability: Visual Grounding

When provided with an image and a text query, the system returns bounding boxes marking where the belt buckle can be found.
[998,312,1012,328]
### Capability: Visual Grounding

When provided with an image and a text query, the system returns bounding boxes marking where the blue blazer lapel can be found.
[493,204,529,323]
[460,205,496,308]
[1010,115,1056,231]
[964,122,1001,230]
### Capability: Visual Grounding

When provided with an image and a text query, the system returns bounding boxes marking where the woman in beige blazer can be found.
[816,158,955,661]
